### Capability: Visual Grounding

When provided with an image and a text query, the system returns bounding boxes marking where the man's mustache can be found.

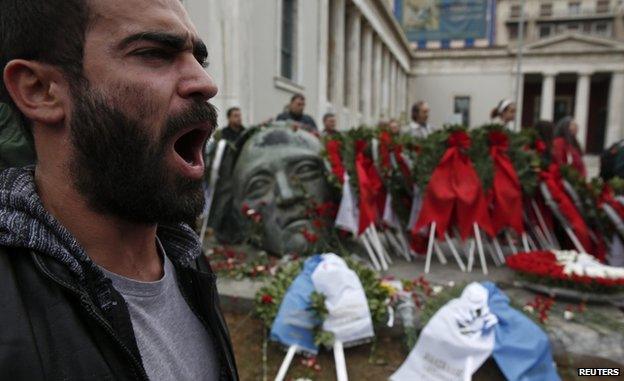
[162,101,218,142]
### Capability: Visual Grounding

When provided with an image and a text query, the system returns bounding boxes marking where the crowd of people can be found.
[218,93,624,182]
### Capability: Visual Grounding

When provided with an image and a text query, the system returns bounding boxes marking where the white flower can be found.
[432,285,444,295]
[563,310,575,321]
[523,305,534,314]
[447,281,456,288]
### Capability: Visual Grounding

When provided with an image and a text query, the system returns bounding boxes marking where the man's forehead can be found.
[89,0,199,45]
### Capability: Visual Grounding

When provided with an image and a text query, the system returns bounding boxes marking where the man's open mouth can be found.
[171,125,212,178]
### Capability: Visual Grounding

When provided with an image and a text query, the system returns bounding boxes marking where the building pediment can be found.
[518,33,624,54]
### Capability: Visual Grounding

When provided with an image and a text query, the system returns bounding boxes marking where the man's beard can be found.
[68,84,217,225]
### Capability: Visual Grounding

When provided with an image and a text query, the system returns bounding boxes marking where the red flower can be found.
[301,228,319,244]
[535,139,547,154]
[315,201,338,218]
[261,294,273,304]
[241,203,250,215]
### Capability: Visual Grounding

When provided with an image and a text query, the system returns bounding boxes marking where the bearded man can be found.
[0,0,238,380]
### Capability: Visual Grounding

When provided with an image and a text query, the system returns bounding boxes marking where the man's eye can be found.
[134,49,173,61]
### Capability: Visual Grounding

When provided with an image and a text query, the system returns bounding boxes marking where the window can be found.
[454,96,471,127]
[567,23,580,31]
[540,3,553,16]
[568,1,581,14]
[508,24,518,39]
[594,21,611,35]
[583,22,593,32]
[280,0,297,80]
[539,24,553,38]
[596,0,610,13]
[510,4,521,17]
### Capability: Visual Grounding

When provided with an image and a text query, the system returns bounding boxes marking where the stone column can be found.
[540,72,556,121]
[372,37,383,120]
[346,7,361,118]
[329,0,345,109]
[513,71,524,131]
[606,71,624,147]
[317,0,330,123]
[381,48,390,118]
[574,71,592,150]
[389,59,396,117]
[360,24,373,124]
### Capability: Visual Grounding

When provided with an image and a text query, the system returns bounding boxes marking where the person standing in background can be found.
[491,99,516,129]
[220,107,245,143]
[388,119,402,135]
[322,113,338,136]
[276,93,318,132]
[553,116,587,178]
[407,101,433,138]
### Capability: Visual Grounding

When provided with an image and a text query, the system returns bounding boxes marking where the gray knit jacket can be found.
[0,166,202,306]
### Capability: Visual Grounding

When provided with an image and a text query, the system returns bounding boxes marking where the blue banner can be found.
[395,0,495,44]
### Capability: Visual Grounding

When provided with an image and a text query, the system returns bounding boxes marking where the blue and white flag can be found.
[391,282,497,381]
[482,282,560,381]
[270,255,323,355]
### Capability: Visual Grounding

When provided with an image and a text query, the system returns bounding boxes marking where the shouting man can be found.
[0,0,238,380]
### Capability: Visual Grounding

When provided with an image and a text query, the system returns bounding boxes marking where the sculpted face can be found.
[232,126,331,255]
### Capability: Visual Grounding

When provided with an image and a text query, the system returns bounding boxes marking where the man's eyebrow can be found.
[118,31,208,61]
[118,32,186,50]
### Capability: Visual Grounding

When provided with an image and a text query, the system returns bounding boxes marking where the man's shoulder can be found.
[275,112,289,120]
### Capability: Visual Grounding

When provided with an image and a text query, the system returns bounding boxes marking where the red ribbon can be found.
[599,185,624,220]
[488,131,525,234]
[413,131,493,239]
[539,164,591,251]
[379,130,392,171]
[326,139,345,184]
[394,145,413,188]
[355,140,384,234]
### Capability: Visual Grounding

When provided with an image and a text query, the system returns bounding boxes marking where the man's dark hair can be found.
[226,107,240,118]
[323,113,334,122]
[0,0,91,115]
[411,100,425,115]
[291,93,305,103]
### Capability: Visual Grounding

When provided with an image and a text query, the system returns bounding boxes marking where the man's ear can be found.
[3,60,70,125]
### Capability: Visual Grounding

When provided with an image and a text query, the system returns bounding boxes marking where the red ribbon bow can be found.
[539,164,592,252]
[488,131,525,234]
[355,140,384,234]
[413,131,493,239]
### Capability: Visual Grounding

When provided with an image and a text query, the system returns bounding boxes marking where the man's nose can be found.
[177,55,218,101]
[275,171,301,207]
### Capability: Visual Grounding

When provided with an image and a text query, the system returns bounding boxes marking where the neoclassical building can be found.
[408,0,624,154]
[183,0,412,129]
[183,0,624,155]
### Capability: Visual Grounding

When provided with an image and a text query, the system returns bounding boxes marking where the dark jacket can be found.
[275,111,318,132]
[0,167,239,380]
[0,103,36,170]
